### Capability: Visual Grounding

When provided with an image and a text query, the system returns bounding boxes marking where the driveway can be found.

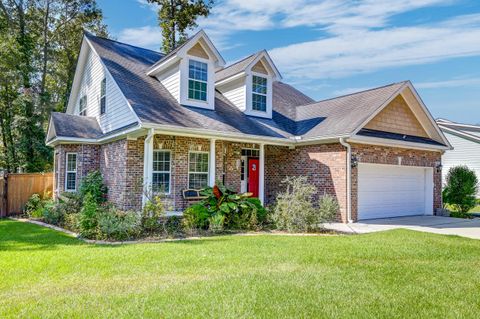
[325,216,480,240]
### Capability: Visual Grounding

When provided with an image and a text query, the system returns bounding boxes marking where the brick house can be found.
[46,30,451,223]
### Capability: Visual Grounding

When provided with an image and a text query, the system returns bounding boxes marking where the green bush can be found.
[24,194,43,217]
[183,183,265,231]
[141,195,166,234]
[41,200,61,225]
[183,203,210,231]
[79,193,99,239]
[271,176,337,232]
[79,171,108,204]
[443,166,479,213]
[97,207,141,241]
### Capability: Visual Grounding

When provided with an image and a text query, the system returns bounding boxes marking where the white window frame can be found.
[79,95,87,116]
[252,75,267,112]
[65,152,77,192]
[188,151,209,189]
[152,149,172,195]
[187,59,208,102]
[100,77,106,115]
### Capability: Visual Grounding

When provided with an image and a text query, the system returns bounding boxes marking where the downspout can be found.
[142,128,154,207]
[339,138,353,223]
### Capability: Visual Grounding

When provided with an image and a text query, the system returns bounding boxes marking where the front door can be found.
[248,158,259,197]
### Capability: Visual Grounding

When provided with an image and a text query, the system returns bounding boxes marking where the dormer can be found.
[147,30,225,110]
[215,50,282,119]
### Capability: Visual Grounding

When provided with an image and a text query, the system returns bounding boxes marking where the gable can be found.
[187,42,209,59]
[251,59,268,75]
[364,95,429,138]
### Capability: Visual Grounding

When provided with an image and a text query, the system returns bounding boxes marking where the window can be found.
[188,152,209,189]
[252,75,267,112]
[152,150,171,193]
[188,60,208,101]
[100,78,106,115]
[79,95,87,116]
[65,153,77,191]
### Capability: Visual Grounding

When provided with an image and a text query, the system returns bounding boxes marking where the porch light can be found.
[435,162,443,173]
[351,155,358,168]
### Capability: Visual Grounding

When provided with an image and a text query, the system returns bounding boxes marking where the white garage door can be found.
[358,164,434,220]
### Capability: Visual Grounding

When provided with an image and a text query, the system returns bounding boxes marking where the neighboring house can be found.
[436,119,480,196]
[46,30,452,223]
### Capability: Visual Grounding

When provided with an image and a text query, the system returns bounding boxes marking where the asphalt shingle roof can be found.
[50,112,103,140]
[52,33,438,146]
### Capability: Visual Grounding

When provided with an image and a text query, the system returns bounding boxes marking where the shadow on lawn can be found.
[0,219,83,252]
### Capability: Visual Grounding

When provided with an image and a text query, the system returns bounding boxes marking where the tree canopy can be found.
[147,0,213,53]
[0,0,107,173]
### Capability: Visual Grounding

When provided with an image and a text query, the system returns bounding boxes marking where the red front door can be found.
[248,158,259,198]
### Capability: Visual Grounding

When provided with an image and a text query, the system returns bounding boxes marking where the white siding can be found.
[156,62,181,102]
[71,49,137,133]
[218,77,246,111]
[442,132,480,195]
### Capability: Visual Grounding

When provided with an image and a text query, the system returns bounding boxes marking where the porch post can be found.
[142,128,154,206]
[259,143,265,205]
[209,138,216,187]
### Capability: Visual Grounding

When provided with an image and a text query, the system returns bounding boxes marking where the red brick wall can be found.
[54,144,100,197]
[265,144,348,221]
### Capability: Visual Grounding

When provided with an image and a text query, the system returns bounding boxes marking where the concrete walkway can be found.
[324,216,480,240]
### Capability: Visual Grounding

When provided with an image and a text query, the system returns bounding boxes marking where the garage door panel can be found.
[358,164,434,220]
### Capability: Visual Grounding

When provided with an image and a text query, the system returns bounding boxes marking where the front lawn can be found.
[1,220,479,318]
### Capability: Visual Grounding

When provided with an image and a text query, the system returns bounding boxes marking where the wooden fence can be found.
[0,173,53,217]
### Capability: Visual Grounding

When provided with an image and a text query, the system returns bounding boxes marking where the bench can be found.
[182,189,207,201]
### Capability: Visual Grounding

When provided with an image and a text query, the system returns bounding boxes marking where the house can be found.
[436,119,480,196]
[46,30,452,223]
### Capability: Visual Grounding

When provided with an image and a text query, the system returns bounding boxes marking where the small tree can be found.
[443,166,478,213]
[147,0,214,53]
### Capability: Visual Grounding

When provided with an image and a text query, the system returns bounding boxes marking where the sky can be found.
[97,0,480,124]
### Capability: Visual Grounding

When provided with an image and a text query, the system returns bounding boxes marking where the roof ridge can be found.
[85,32,163,55]
[216,52,259,74]
[295,81,409,109]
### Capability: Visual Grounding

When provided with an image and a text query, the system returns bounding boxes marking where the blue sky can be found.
[98,0,480,124]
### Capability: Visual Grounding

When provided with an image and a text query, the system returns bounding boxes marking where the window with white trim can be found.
[252,75,267,112]
[79,95,87,116]
[152,150,171,193]
[65,153,77,191]
[188,152,209,189]
[100,78,106,115]
[188,60,208,101]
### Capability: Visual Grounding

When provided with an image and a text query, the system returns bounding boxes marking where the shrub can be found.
[41,200,61,225]
[79,171,108,204]
[79,193,99,238]
[63,212,81,232]
[271,176,336,232]
[57,192,83,215]
[443,166,478,213]
[24,194,43,217]
[141,195,166,234]
[209,213,225,233]
[183,203,210,231]
[318,193,340,222]
[97,207,141,241]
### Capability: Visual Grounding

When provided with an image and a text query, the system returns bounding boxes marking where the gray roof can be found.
[51,34,435,146]
[49,112,103,140]
[215,52,260,83]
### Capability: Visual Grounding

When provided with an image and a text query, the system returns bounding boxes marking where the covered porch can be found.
[140,130,279,212]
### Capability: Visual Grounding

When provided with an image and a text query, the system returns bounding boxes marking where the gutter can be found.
[339,137,353,223]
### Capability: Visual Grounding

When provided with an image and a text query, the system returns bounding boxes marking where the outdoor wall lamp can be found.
[435,162,443,173]
[351,155,358,168]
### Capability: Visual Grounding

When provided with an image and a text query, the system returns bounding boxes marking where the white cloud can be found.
[415,77,480,89]
[118,26,163,51]
[136,0,159,12]
[270,14,480,79]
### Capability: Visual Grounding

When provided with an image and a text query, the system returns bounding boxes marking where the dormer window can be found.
[79,95,87,116]
[252,75,267,112]
[188,60,208,102]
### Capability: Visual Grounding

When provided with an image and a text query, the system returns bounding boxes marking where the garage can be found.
[357,163,434,220]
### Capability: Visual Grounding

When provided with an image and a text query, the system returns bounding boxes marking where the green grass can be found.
[1,220,480,318]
